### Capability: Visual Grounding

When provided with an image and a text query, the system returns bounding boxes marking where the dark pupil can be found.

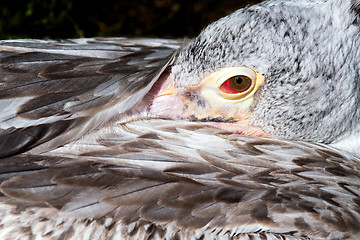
[235,77,243,84]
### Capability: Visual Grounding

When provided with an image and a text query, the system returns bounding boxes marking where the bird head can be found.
[147,0,360,153]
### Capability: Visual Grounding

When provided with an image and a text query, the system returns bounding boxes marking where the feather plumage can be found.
[0,0,360,239]
[1,119,360,239]
[0,38,179,156]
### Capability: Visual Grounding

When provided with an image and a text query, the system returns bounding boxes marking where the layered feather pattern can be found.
[0,38,179,156]
[0,118,360,239]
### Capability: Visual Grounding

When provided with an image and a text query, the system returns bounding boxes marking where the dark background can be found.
[0,0,264,39]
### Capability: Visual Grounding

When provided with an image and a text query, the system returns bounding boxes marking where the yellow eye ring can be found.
[216,67,265,101]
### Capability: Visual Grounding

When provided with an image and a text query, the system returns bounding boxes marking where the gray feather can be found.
[172,0,360,149]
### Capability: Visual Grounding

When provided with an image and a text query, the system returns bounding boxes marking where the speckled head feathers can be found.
[171,0,360,149]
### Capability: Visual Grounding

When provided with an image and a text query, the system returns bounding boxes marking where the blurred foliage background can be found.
[0,0,263,39]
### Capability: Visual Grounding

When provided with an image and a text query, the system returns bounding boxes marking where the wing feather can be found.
[0,38,179,156]
[0,119,359,239]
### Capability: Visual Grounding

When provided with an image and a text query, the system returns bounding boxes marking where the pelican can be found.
[0,0,360,239]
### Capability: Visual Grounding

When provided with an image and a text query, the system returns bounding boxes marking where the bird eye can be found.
[219,75,252,94]
[215,67,264,101]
